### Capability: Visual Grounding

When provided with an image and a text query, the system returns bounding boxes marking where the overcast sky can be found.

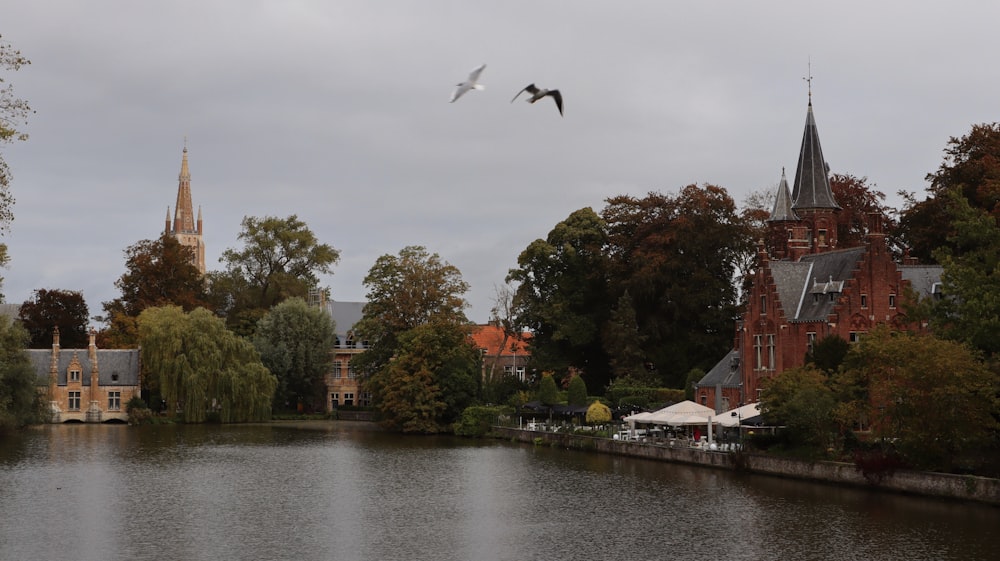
[3,1,999,324]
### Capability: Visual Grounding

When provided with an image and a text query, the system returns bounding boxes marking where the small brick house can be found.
[29,328,141,423]
[695,97,942,411]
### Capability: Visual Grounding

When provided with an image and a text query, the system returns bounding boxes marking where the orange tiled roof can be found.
[470,324,531,356]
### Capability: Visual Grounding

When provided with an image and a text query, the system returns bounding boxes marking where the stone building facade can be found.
[694,97,942,411]
[322,300,370,410]
[29,328,141,423]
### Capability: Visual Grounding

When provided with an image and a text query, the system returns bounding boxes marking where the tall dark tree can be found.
[19,289,90,348]
[602,185,750,387]
[507,208,613,390]
[602,292,651,383]
[100,235,209,348]
[898,122,1000,262]
[829,174,897,251]
[914,191,1000,358]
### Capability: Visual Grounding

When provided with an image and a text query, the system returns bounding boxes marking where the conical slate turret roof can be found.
[791,101,840,210]
[768,168,798,222]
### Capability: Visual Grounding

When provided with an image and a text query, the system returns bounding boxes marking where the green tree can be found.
[566,374,588,406]
[804,334,850,375]
[352,245,469,376]
[684,368,705,401]
[139,306,276,423]
[507,208,613,390]
[602,185,750,387]
[101,235,209,347]
[898,122,1000,263]
[366,320,479,433]
[215,215,339,336]
[602,291,651,383]
[760,366,836,449]
[537,373,559,406]
[19,289,90,348]
[840,327,998,472]
[0,315,45,431]
[913,191,1000,358]
[253,297,334,413]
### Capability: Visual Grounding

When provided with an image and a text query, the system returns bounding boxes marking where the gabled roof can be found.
[28,349,141,386]
[900,265,945,299]
[322,300,365,338]
[791,101,840,211]
[769,247,866,321]
[694,349,741,389]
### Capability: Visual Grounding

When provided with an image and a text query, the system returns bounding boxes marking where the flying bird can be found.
[449,64,487,103]
[511,83,563,116]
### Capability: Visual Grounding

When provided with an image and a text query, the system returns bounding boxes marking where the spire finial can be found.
[803,58,813,103]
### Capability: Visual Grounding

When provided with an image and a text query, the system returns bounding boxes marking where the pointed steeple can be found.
[768,168,798,222]
[791,99,839,211]
[164,141,207,274]
[172,144,197,234]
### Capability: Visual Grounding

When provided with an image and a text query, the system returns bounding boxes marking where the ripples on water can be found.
[1,423,998,561]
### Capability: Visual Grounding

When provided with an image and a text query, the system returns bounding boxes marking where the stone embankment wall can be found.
[493,427,1000,506]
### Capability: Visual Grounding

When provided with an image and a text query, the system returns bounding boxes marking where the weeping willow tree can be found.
[138,306,276,423]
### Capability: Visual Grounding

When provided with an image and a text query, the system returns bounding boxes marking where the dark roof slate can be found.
[791,102,840,211]
[768,169,799,222]
[770,247,866,322]
[28,349,140,386]
[695,349,741,388]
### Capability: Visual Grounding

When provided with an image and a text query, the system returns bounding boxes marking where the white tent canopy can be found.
[645,401,716,426]
[712,403,762,427]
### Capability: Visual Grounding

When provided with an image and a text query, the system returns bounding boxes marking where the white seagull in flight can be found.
[511,83,563,116]
[449,64,487,103]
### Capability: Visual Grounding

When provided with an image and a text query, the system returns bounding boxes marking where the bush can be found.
[454,405,514,437]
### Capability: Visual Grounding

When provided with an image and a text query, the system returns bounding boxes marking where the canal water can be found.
[1,422,998,561]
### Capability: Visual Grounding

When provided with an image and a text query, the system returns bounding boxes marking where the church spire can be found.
[172,144,196,234]
[165,141,206,274]
[791,94,839,211]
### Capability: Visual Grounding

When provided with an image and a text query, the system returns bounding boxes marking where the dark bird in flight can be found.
[511,83,563,116]
[450,64,487,102]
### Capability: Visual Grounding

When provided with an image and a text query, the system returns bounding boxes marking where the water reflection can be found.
[1,423,998,561]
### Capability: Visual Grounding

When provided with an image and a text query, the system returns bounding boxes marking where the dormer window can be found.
[70,369,80,382]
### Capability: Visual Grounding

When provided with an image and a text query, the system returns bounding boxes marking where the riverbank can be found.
[493,426,1000,506]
